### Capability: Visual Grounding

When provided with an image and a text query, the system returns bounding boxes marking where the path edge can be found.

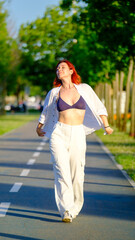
[94,133,135,190]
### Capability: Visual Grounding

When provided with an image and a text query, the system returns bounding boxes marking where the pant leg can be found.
[49,123,74,217]
[69,125,86,217]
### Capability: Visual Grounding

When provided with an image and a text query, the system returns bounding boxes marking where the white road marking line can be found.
[40,142,46,146]
[33,152,40,157]
[0,202,10,217]
[27,159,36,165]
[9,183,23,192]
[36,146,43,151]
[42,137,48,142]
[20,169,30,176]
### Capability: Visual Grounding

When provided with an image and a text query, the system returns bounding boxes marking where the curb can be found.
[94,133,135,190]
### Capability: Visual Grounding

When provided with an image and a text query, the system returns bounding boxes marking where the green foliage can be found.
[29,85,43,96]
[61,0,135,77]
[0,1,12,114]
[0,1,27,108]
[1,0,135,101]
[6,40,26,97]
[18,6,78,91]
[0,2,11,77]
[87,0,135,66]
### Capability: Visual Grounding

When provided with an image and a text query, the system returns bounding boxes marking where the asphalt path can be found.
[0,119,135,240]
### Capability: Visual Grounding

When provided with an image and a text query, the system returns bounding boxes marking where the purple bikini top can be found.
[57,95,86,112]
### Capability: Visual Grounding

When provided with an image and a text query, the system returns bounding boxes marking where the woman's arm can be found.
[36,122,46,137]
[36,90,52,137]
[100,115,113,135]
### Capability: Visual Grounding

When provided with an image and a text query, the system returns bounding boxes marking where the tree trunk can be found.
[115,70,119,128]
[112,70,119,126]
[109,85,113,125]
[0,79,6,115]
[105,82,108,111]
[130,62,135,137]
[108,84,112,124]
[94,84,99,96]
[105,83,111,122]
[112,80,116,125]
[95,82,105,104]
[104,81,113,125]
[101,83,105,104]
[118,71,124,130]
[122,58,133,132]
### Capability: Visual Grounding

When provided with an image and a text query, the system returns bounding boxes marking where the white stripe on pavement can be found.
[40,142,46,146]
[33,152,40,157]
[42,137,48,142]
[36,146,43,151]
[9,183,23,192]
[20,169,30,176]
[0,202,10,217]
[27,159,36,165]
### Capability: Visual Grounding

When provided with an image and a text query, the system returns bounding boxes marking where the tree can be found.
[6,39,28,103]
[130,61,135,137]
[0,1,12,114]
[18,6,78,92]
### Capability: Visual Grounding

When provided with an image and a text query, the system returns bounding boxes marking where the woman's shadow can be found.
[7,208,61,223]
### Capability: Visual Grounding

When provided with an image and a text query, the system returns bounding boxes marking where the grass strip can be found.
[0,113,39,136]
[95,127,135,181]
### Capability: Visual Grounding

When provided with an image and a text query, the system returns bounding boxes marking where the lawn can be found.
[0,113,39,135]
[96,127,135,181]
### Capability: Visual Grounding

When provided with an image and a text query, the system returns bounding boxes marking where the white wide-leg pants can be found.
[49,122,86,218]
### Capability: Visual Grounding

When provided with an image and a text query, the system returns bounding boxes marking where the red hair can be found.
[53,59,81,87]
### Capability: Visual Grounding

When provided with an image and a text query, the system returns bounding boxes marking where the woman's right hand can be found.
[36,123,46,137]
[36,128,46,137]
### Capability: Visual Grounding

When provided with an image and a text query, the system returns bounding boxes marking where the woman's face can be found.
[56,62,73,80]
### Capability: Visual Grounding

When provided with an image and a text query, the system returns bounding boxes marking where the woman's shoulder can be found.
[47,86,60,95]
[51,86,60,95]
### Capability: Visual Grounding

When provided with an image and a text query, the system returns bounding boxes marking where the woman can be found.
[36,60,113,223]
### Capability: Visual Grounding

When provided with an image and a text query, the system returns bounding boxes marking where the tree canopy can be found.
[61,0,135,71]
[18,6,79,91]
[0,1,12,113]
[0,0,135,97]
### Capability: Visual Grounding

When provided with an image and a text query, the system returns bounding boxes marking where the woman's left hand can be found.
[105,127,113,135]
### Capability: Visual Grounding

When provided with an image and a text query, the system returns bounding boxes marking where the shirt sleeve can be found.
[38,90,51,124]
[84,84,108,116]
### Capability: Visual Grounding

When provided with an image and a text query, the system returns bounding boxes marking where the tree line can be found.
[0,0,135,137]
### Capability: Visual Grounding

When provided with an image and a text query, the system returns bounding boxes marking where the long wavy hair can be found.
[53,60,81,87]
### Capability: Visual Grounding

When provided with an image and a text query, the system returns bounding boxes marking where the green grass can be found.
[0,113,39,135]
[96,127,135,181]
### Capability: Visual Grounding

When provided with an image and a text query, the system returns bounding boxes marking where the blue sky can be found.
[4,0,60,36]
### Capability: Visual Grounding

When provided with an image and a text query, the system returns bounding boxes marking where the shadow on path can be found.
[0,232,45,240]
[1,183,135,222]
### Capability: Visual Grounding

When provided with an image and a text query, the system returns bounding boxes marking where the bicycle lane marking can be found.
[1,138,48,216]
[27,159,36,165]
[0,202,11,217]
[20,169,30,176]
[9,183,23,192]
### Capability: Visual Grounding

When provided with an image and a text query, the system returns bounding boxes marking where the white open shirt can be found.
[39,83,108,138]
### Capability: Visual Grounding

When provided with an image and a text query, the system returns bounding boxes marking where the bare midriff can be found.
[58,108,86,125]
